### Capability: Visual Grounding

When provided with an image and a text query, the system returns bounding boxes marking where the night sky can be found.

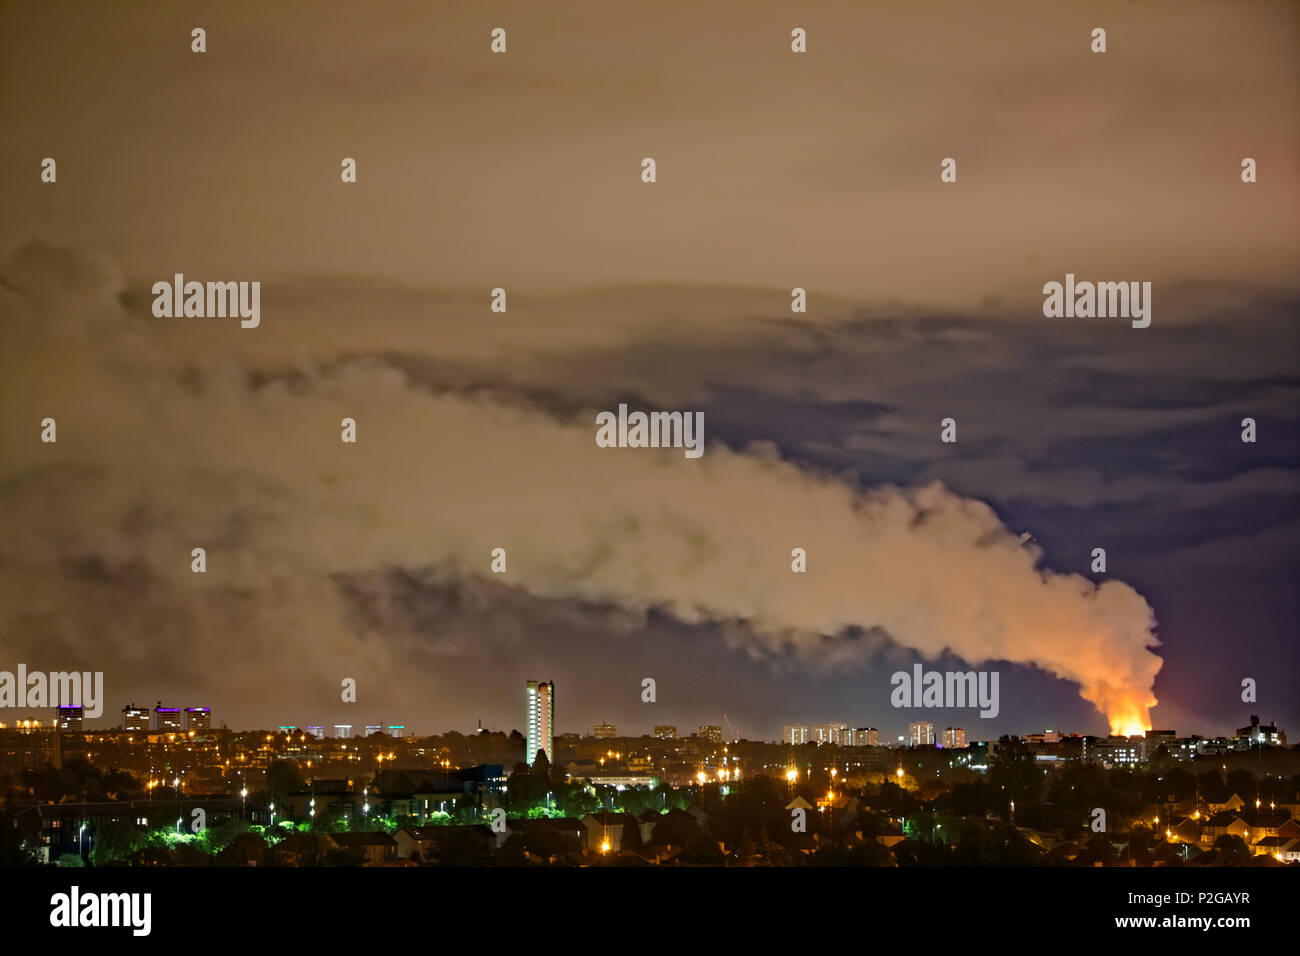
[1,0,1296,741]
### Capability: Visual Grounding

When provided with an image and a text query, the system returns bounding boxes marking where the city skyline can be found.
[0,2,1297,939]
[6,694,1289,749]
[2,2,1297,770]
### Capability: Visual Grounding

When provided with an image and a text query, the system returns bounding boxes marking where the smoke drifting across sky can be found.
[1,0,1296,738]
[1,242,1163,734]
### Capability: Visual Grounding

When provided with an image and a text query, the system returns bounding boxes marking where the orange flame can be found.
[1107,698,1156,737]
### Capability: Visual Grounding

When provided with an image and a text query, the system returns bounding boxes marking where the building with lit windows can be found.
[942,727,966,749]
[185,707,211,731]
[56,706,83,731]
[1094,736,1142,766]
[909,721,935,746]
[155,703,182,732]
[783,725,809,745]
[1236,715,1286,746]
[812,724,847,745]
[526,680,554,767]
[698,725,722,742]
[594,722,617,739]
[122,703,149,732]
[653,725,677,739]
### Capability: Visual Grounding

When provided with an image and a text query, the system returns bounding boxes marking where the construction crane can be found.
[722,714,741,741]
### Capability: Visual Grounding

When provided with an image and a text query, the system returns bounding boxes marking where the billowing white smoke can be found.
[0,243,1160,731]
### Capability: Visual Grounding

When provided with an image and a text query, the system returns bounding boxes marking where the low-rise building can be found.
[583,811,641,853]
[323,831,398,865]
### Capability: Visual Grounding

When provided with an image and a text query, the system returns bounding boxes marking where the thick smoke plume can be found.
[0,243,1161,733]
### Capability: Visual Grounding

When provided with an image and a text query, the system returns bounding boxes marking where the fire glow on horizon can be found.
[1109,700,1158,738]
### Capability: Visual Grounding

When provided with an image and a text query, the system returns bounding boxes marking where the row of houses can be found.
[1166,808,1300,861]
[330,806,716,865]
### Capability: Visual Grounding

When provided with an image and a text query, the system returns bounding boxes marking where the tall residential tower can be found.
[525,680,554,767]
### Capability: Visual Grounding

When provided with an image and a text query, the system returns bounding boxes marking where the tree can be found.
[434,829,495,867]
[200,817,251,854]
[736,828,757,864]
[560,786,600,819]
[90,820,144,867]
[0,803,38,866]
[530,749,551,777]
[919,778,950,803]
[215,831,267,867]
[1148,744,1175,774]
[270,831,323,867]
[266,760,307,800]
[758,828,792,866]
[990,735,1041,810]
[1214,834,1251,866]
[680,831,724,865]
[169,842,211,867]
[1126,826,1158,866]
[307,807,348,834]
[129,844,171,867]
[948,819,1043,866]
[651,813,703,849]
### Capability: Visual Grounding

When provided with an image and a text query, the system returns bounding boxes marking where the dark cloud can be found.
[1,0,1296,739]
